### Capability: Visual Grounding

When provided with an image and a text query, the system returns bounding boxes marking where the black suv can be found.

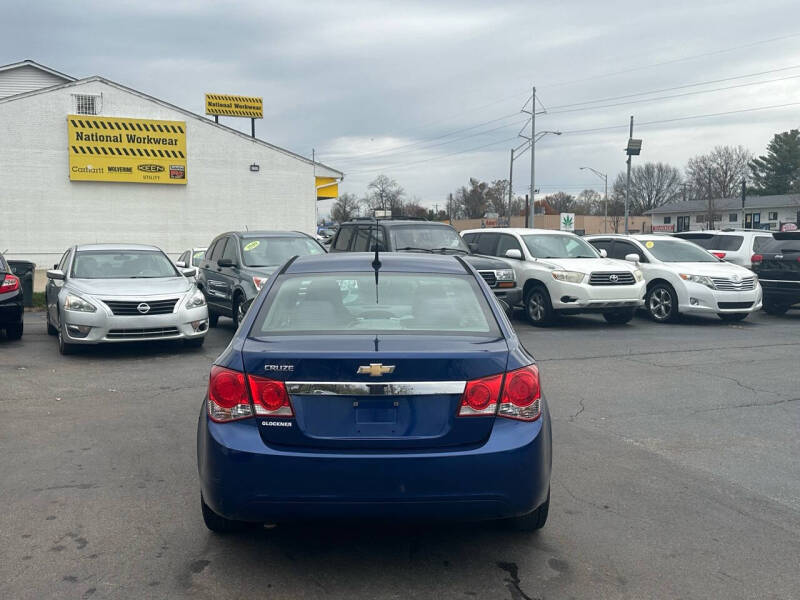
[329,218,521,308]
[0,252,24,340]
[197,231,326,327]
[751,232,800,315]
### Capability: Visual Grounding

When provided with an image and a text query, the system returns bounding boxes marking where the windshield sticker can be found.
[645,241,654,248]
[243,241,260,251]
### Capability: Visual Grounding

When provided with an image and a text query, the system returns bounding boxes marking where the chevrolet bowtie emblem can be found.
[357,363,395,377]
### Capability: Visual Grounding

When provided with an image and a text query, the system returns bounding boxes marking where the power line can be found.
[547,63,800,110]
[547,73,800,115]
[558,100,800,136]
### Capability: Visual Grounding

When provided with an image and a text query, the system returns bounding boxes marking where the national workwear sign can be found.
[67,115,187,184]
[205,94,263,118]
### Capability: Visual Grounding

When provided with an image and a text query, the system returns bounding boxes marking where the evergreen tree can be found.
[749,130,800,195]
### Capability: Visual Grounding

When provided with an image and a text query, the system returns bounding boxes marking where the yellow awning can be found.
[316,177,339,199]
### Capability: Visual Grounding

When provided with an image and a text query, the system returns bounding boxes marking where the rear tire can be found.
[507,489,550,532]
[201,494,249,533]
[5,322,23,340]
[524,285,555,326]
[232,295,246,329]
[603,309,635,325]
[46,316,58,336]
[208,311,219,327]
[646,283,679,323]
[718,312,749,322]
[763,302,790,316]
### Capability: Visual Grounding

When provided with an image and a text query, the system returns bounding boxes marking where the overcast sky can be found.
[4,0,800,215]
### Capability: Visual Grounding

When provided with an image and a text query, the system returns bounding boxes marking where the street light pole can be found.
[580,166,608,233]
[624,117,632,234]
[530,86,536,228]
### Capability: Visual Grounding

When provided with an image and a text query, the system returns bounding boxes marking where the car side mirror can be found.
[217,258,236,268]
[181,267,198,278]
[625,253,641,263]
[46,269,65,280]
[598,249,608,258]
[175,260,187,268]
[504,248,523,260]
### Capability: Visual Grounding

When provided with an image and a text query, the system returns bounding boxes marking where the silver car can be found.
[45,244,209,354]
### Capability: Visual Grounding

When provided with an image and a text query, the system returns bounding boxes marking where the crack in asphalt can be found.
[569,398,585,422]
[691,396,800,414]
[496,561,539,600]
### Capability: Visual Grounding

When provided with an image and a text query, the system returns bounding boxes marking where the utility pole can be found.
[530,86,536,228]
[741,179,747,227]
[448,193,453,225]
[624,116,633,234]
[508,148,514,220]
[707,172,714,230]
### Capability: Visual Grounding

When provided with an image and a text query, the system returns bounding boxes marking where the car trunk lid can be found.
[242,334,509,449]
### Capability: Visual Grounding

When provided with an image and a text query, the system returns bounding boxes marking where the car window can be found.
[222,237,239,263]
[589,239,613,255]
[191,250,206,267]
[462,233,479,246]
[351,226,385,252]
[753,236,774,252]
[475,233,499,255]
[240,236,325,267]
[757,237,800,253]
[57,249,71,271]
[71,250,179,279]
[253,272,500,336]
[391,225,469,253]
[521,234,599,258]
[643,240,719,262]
[610,240,643,261]
[208,239,224,262]
[675,233,744,251]
[333,226,355,250]
[0,253,8,271]
[495,234,522,258]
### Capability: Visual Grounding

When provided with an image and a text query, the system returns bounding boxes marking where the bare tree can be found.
[455,178,488,218]
[403,201,428,218]
[575,189,602,215]
[685,146,752,200]
[610,163,682,215]
[543,191,575,214]
[330,192,359,223]
[485,179,510,216]
[361,174,405,215]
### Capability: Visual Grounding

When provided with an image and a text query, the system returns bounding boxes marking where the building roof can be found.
[645,194,800,215]
[0,68,342,177]
[0,59,76,82]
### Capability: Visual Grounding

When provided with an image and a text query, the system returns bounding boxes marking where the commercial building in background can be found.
[646,194,800,232]
[0,60,342,285]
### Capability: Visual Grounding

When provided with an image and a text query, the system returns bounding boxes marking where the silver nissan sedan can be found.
[45,244,209,354]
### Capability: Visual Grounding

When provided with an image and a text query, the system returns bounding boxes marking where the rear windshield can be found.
[0,254,7,271]
[240,236,324,267]
[644,240,719,262]
[252,272,499,336]
[71,250,178,279]
[390,226,469,253]
[191,250,206,267]
[758,238,800,253]
[675,234,744,251]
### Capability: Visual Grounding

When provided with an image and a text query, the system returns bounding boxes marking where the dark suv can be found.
[329,218,521,308]
[751,232,800,315]
[197,231,326,327]
[0,252,24,340]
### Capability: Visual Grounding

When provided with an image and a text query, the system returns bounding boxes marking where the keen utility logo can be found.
[67,115,187,185]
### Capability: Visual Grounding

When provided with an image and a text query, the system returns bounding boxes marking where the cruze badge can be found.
[357,363,395,377]
[137,303,150,314]
[265,365,294,372]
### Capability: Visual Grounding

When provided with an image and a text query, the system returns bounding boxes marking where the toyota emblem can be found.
[731,274,741,282]
[609,274,619,282]
[137,303,151,314]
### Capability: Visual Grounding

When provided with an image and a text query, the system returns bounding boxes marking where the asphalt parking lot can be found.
[1,309,799,600]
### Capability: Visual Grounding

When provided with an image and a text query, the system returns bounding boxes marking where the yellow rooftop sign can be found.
[205,93,263,118]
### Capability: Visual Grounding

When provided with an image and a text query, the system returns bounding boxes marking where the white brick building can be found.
[646,195,800,232]
[0,60,342,271]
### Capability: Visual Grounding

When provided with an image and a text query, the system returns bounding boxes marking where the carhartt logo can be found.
[357,363,395,377]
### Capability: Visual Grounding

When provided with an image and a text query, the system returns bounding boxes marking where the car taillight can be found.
[751,254,763,265]
[0,274,20,294]
[712,252,726,259]
[248,375,293,417]
[459,373,503,416]
[207,366,252,422]
[498,365,541,421]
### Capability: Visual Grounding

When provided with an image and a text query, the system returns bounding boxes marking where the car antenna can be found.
[372,216,382,304]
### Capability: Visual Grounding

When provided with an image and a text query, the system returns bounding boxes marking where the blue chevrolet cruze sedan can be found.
[197,252,552,532]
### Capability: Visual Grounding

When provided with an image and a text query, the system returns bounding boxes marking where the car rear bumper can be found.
[0,297,24,325]
[759,280,800,305]
[61,305,209,344]
[198,399,552,523]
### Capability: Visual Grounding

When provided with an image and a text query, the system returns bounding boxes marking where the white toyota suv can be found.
[586,234,762,322]
[673,229,774,269]
[461,228,645,326]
